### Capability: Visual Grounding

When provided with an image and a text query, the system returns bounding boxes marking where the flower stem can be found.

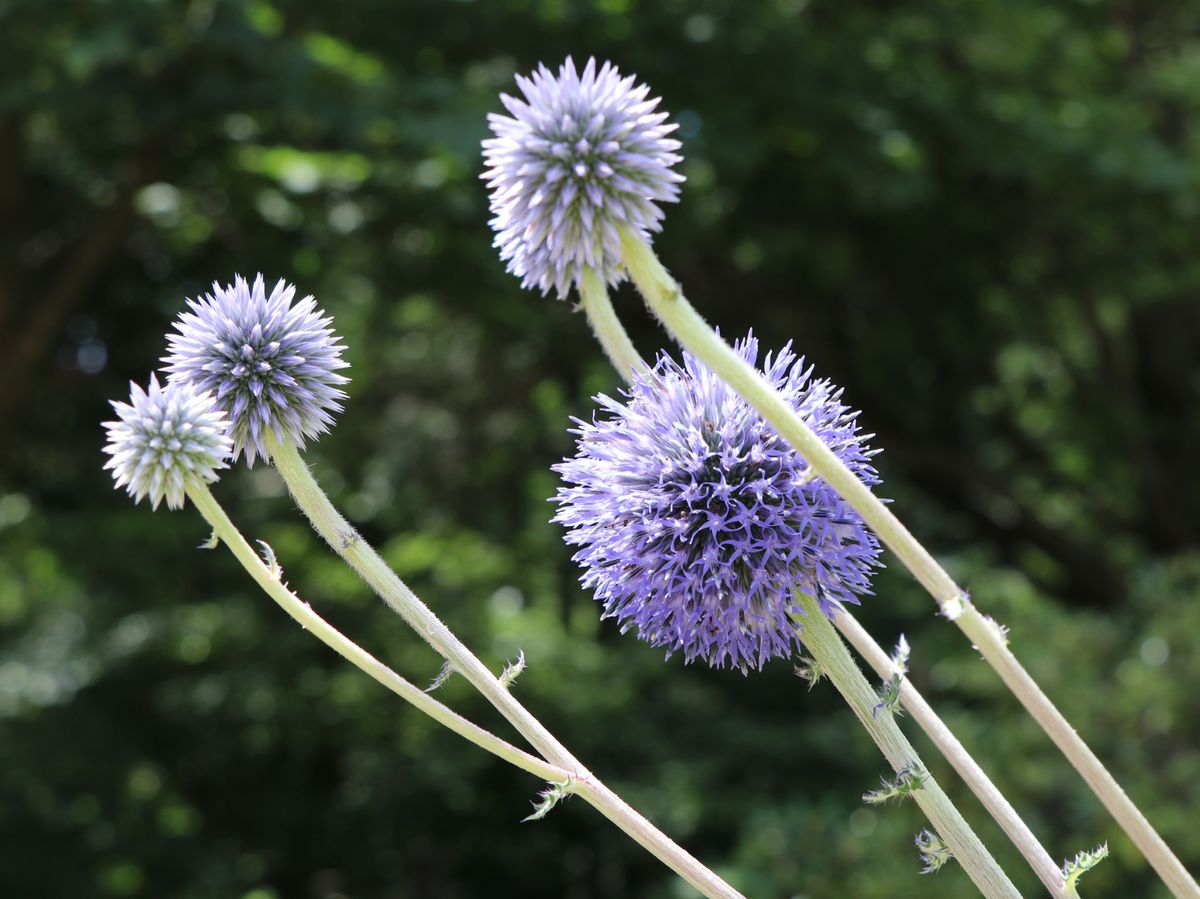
[265,434,744,899]
[578,268,648,381]
[835,612,1064,896]
[620,227,1200,899]
[187,482,567,783]
[794,594,1020,899]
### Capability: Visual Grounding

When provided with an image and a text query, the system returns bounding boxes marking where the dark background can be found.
[2,1,1198,897]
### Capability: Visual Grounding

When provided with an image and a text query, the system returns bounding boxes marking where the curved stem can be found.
[187,482,567,783]
[578,268,648,381]
[267,433,569,766]
[795,594,1020,899]
[835,612,1064,897]
[265,434,744,899]
[620,227,1199,899]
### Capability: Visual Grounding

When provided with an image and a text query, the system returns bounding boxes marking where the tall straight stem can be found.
[266,434,744,899]
[577,273,1056,893]
[620,228,1199,899]
[835,613,1063,896]
[795,593,1020,899]
[188,482,567,783]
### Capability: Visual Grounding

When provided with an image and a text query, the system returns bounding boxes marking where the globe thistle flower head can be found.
[103,375,232,510]
[553,335,883,671]
[162,274,349,465]
[482,56,685,299]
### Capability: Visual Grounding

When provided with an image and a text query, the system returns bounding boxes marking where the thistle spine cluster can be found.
[102,375,231,510]
[554,334,882,671]
[163,273,349,465]
[483,57,684,299]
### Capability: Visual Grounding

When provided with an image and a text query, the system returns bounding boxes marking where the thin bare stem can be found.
[187,482,567,783]
[619,226,1199,899]
[265,434,744,899]
[578,268,647,381]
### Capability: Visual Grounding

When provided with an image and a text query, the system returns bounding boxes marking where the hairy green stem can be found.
[795,594,1020,898]
[579,268,647,381]
[187,482,567,782]
[579,274,1058,894]
[266,434,744,899]
[620,227,1199,899]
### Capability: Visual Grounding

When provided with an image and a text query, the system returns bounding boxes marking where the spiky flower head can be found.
[553,335,883,671]
[482,56,685,299]
[162,274,349,465]
[103,375,231,510]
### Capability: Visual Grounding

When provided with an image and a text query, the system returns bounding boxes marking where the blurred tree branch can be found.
[0,130,163,421]
[0,112,25,339]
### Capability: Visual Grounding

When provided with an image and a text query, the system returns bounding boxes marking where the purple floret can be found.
[482,56,685,299]
[162,274,349,465]
[553,334,883,671]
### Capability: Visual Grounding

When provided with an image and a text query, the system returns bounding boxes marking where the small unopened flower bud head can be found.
[483,56,685,299]
[554,334,883,671]
[162,274,349,465]
[103,375,232,510]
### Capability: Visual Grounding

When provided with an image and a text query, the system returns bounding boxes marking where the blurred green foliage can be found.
[1,1,1198,897]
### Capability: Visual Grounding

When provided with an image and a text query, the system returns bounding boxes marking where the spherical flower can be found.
[103,375,232,510]
[553,334,883,671]
[162,274,349,465]
[482,56,685,299]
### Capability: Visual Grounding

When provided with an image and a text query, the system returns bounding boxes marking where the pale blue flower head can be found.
[554,335,883,671]
[103,375,232,510]
[483,56,685,299]
[162,274,349,465]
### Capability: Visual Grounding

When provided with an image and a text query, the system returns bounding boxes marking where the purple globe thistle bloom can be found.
[482,56,685,299]
[553,335,883,671]
[162,274,349,465]
[103,375,232,510]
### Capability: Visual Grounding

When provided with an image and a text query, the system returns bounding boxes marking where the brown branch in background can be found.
[0,138,164,420]
[0,112,26,338]
[891,441,1129,607]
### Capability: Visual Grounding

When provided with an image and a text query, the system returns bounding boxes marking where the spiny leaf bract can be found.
[1063,843,1108,897]
[500,650,526,688]
[914,829,954,875]
[523,781,572,822]
[425,660,454,693]
[872,637,909,718]
[794,657,824,689]
[863,764,927,805]
[257,540,282,579]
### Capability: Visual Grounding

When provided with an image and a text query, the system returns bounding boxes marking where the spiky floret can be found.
[103,375,231,510]
[482,56,684,299]
[553,334,883,671]
[162,274,349,465]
